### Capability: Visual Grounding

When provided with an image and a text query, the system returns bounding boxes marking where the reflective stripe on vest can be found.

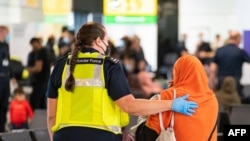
[52,52,129,134]
[64,54,104,87]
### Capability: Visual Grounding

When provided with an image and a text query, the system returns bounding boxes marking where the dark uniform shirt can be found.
[0,41,12,77]
[46,47,132,141]
[213,43,250,79]
[197,41,213,65]
[46,47,131,101]
[34,47,50,83]
[0,41,12,132]
[213,43,250,98]
[27,51,36,67]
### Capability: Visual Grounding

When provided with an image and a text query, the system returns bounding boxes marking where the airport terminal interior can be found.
[0,0,250,141]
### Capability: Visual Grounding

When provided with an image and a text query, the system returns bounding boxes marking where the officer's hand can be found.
[171,94,198,116]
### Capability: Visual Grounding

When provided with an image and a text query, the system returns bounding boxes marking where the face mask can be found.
[125,64,132,72]
[63,37,70,44]
[116,39,125,48]
[101,40,111,56]
[5,34,10,43]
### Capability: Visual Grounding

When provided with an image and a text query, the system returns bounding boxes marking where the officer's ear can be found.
[95,37,102,46]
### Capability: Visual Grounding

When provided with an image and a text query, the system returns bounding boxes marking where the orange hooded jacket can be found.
[146,55,218,141]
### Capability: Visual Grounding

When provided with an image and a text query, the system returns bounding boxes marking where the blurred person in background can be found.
[175,33,189,56]
[211,34,223,51]
[9,87,33,130]
[194,32,214,78]
[136,70,163,99]
[27,38,37,86]
[46,22,198,141]
[108,40,120,59]
[120,36,135,75]
[0,25,16,132]
[215,76,241,111]
[194,32,214,65]
[68,30,76,51]
[114,36,127,55]
[130,35,151,73]
[27,37,50,110]
[58,26,71,58]
[120,35,154,98]
[9,57,27,86]
[120,35,161,98]
[157,33,187,81]
[37,36,44,46]
[210,30,250,102]
[46,35,57,66]
[223,29,233,45]
[119,36,131,55]
[119,36,142,96]
[120,35,151,74]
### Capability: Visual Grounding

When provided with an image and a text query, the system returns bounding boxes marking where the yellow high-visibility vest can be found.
[52,52,129,134]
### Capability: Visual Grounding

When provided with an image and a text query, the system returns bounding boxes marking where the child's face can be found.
[15,93,25,101]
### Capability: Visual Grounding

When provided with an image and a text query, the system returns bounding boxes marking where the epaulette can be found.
[106,57,120,64]
[53,53,69,65]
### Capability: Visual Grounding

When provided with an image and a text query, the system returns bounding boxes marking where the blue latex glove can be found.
[171,94,198,116]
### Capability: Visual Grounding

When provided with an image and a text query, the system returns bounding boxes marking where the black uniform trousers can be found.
[53,127,122,141]
[29,81,47,110]
[0,77,10,132]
